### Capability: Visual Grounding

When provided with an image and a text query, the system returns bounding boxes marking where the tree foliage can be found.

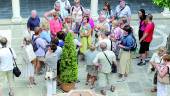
[59,32,78,83]
[153,0,170,9]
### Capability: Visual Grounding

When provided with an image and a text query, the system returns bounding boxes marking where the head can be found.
[100,32,109,39]
[89,44,96,51]
[82,16,89,24]
[34,27,42,35]
[54,1,60,11]
[138,9,146,20]
[146,14,153,22]
[0,37,7,48]
[157,47,167,57]
[41,20,49,31]
[65,15,73,23]
[74,0,80,7]
[122,25,133,36]
[103,2,111,11]
[57,31,66,41]
[119,0,126,8]
[49,44,57,53]
[23,36,32,45]
[162,54,170,64]
[52,12,59,20]
[100,42,107,51]
[31,10,37,18]
[110,33,116,42]
[98,14,106,22]
[84,9,91,17]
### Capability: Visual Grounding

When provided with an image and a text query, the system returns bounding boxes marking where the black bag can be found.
[103,52,117,73]
[130,34,137,51]
[9,48,21,77]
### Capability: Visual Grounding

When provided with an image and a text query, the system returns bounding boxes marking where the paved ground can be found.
[0,0,162,18]
[0,15,170,96]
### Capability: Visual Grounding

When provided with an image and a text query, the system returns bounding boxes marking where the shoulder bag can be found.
[103,51,117,73]
[9,48,21,77]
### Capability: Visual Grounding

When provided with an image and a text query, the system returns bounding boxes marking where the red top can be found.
[144,22,155,42]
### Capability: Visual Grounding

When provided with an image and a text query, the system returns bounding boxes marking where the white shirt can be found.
[57,0,71,18]
[150,53,162,64]
[93,50,116,73]
[0,48,16,71]
[115,5,131,18]
[54,46,62,61]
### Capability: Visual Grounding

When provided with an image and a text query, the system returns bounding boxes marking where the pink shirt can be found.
[114,27,123,40]
[49,19,62,36]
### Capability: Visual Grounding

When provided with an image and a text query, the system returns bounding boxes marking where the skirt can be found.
[119,50,132,75]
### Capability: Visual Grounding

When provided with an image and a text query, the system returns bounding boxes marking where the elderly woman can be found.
[22,36,37,88]
[118,25,135,80]
[149,47,167,92]
[45,12,63,39]
[151,54,170,96]
[62,15,74,33]
[80,16,92,54]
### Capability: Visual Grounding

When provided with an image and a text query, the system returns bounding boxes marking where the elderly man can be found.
[44,1,63,21]
[93,42,116,95]
[113,0,131,22]
[0,37,16,96]
[27,10,40,36]
[56,0,71,18]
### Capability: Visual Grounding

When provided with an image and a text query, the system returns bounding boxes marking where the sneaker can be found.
[139,62,146,66]
[137,62,143,65]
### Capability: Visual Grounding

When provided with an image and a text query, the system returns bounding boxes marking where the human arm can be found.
[44,10,53,21]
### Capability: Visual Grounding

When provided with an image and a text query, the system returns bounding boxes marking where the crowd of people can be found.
[0,0,170,96]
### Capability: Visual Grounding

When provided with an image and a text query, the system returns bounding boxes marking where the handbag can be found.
[45,66,55,80]
[157,66,170,84]
[9,48,21,77]
[103,52,117,73]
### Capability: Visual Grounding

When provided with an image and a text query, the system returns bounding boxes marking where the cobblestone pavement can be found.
[0,16,170,96]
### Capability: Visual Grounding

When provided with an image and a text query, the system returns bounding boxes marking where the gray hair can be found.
[54,1,60,8]
[0,37,7,47]
[100,42,107,51]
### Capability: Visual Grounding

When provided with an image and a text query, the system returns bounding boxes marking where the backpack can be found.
[32,35,39,52]
[71,6,84,16]
[130,34,137,51]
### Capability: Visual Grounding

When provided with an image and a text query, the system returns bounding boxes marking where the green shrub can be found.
[153,0,170,9]
[59,32,78,83]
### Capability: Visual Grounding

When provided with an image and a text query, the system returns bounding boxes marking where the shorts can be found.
[37,56,45,62]
[139,41,150,54]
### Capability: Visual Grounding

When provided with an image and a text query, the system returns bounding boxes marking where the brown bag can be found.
[157,66,170,84]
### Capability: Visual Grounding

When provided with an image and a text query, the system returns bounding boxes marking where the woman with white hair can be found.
[0,37,16,96]
[21,36,37,88]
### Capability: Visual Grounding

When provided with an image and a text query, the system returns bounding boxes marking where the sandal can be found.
[100,90,106,95]
[110,85,115,92]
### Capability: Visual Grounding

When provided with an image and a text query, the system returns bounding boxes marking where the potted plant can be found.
[153,0,170,16]
[59,32,78,92]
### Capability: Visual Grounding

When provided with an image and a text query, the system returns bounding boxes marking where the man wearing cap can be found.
[113,0,131,22]
[0,37,16,96]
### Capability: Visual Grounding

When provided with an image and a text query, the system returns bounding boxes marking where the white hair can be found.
[31,10,37,14]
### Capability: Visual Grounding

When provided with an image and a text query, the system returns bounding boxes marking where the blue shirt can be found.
[120,34,134,51]
[27,16,40,31]
[40,30,51,43]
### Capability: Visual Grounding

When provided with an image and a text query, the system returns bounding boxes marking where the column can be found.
[11,0,22,23]
[90,0,98,20]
